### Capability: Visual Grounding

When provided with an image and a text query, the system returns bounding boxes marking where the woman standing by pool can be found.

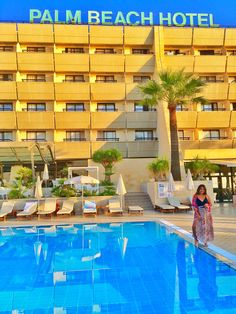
[192,184,214,247]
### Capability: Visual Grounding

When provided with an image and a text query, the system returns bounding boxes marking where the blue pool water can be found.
[0,221,236,314]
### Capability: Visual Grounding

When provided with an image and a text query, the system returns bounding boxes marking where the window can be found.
[65,131,85,141]
[64,48,84,53]
[176,104,188,111]
[97,131,118,141]
[134,103,155,112]
[202,130,220,140]
[66,103,85,111]
[201,103,219,111]
[232,103,236,111]
[0,46,13,52]
[95,48,114,54]
[27,103,46,111]
[199,50,215,55]
[97,103,116,112]
[132,49,150,54]
[24,74,46,82]
[227,50,236,56]
[135,130,155,141]
[64,75,84,82]
[0,132,12,141]
[0,103,13,111]
[133,76,151,83]
[178,130,190,140]
[96,75,116,82]
[26,131,46,142]
[200,76,217,83]
[0,74,13,81]
[25,47,46,52]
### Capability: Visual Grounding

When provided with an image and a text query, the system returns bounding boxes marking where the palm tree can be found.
[140,69,206,180]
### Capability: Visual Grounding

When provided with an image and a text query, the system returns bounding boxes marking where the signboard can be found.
[0,0,235,27]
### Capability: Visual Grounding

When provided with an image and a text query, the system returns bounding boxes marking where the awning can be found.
[0,142,54,164]
[210,160,236,167]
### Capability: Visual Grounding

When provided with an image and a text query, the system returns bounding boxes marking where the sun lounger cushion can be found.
[84,200,96,209]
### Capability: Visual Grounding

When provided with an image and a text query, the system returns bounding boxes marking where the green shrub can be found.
[51,184,77,197]
[8,188,25,199]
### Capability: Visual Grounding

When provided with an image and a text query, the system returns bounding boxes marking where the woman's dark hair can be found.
[196,184,207,195]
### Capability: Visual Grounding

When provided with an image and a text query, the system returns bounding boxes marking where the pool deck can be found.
[1,203,236,262]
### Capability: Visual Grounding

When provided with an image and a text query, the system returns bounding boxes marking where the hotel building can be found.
[0,24,236,194]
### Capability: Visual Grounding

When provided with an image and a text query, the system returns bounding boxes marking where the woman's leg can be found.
[192,220,198,245]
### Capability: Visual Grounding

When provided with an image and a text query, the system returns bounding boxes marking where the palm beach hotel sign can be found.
[0,0,234,27]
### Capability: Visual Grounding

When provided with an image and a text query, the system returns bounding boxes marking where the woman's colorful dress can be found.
[192,195,214,243]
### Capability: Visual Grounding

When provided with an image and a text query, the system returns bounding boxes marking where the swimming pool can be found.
[0,221,235,313]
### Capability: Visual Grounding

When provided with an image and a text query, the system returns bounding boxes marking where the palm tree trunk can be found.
[169,106,181,180]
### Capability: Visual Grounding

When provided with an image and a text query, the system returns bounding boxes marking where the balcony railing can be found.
[63,138,86,142]
[95,80,117,83]
[96,108,118,112]
[179,136,191,140]
[96,137,120,141]
[202,136,228,140]
[22,138,46,142]
[0,139,13,142]
[22,79,46,82]
[63,108,86,112]
[135,137,158,141]
[62,79,85,82]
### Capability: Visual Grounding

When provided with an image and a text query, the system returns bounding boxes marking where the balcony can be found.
[197,111,231,128]
[90,25,123,45]
[201,83,229,100]
[227,56,236,73]
[54,25,89,44]
[55,82,90,101]
[17,52,54,72]
[194,56,226,73]
[128,141,158,158]
[91,141,127,157]
[225,29,236,46]
[228,83,236,100]
[125,55,155,73]
[17,82,54,100]
[55,54,89,72]
[199,139,233,149]
[193,28,225,46]
[55,141,90,159]
[18,24,53,43]
[0,112,16,129]
[163,56,194,72]
[55,112,90,129]
[90,54,124,72]
[17,112,55,130]
[91,83,125,101]
[91,112,126,129]
[0,82,17,100]
[0,23,17,42]
[126,112,156,129]
[124,27,153,45]
[126,83,143,100]
[0,52,17,71]
[163,27,193,46]
[177,111,197,128]
[230,111,236,127]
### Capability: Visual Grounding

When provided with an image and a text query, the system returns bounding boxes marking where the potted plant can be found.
[148,157,169,181]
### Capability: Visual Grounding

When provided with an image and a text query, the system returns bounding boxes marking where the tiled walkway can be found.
[1,203,236,255]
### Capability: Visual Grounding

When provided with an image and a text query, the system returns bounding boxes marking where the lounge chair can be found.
[0,201,15,220]
[57,199,75,216]
[37,198,57,218]
[17,201,38,219]
[167,196,191,212]
[155,203,175,213]
[108,199,123,215]
[128,206,144,215]
[83,200,97,216]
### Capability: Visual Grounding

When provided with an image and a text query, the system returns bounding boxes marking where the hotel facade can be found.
[0,24,236,194]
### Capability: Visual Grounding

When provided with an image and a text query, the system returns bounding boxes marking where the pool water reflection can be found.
[0,222,235,313]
